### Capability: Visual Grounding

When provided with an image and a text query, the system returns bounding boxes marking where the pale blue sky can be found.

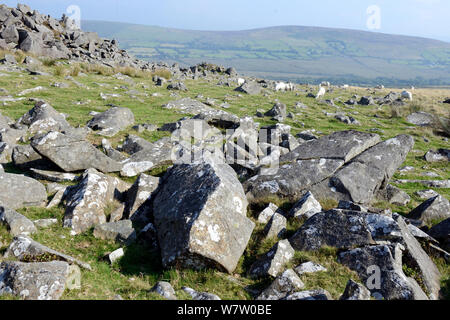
[4,0,450,41]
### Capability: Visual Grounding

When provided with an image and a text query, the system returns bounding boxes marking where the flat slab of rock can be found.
[153,158,254,273]
[284,289,332,300]
[31,131,122,173]
[0,261,71,300]
[407,112,435,127]
[408,195,450,224]
[87,106,135,137]
[30,168,79,183]
[0,207,37,236]
[0,172,47,209]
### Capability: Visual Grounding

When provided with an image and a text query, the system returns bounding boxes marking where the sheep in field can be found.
[237,78,246,86]
[316,85,326,99]
[401,90,413,101]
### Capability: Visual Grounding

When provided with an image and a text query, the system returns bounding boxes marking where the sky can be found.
[4,0,450,42]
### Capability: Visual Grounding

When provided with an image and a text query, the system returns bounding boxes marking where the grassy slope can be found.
[82,21,450,85]
[0,57,448,300]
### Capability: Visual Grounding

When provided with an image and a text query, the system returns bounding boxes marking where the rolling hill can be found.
[83,21,450,86]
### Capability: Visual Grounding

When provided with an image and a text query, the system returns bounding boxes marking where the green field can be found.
[83,21,450,86]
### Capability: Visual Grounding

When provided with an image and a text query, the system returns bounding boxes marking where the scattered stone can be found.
[87,106,135,137]
[285,289,332,300]
[249,239,295,278]
[151,281,177,300]
[263,213,287,239]
[0,173,47,209]
[294,262,327,275]
[108,248,124,264]
[257,269,305,300]
[257,203,279,224]
[182,287,221,300]
[340,280,371,300]
[408,195,450,224]
[0,207,37,236]
[289,191,322,220]
[93,220,136,245]
[406,112,435,127]
[34,218,58,229]
[425,149,449,162]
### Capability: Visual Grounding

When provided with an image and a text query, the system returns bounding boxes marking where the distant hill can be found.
[83,21,450,86]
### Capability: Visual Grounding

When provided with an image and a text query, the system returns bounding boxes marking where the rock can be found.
[31,131,122,173]
[377,184,411,206]
[12,144,53,170]
[257,269,305,300]
[337,200,368,212]
[46,187,68,209]
[235,82,262,95]
[108,248,124,264]
[0,25,19,44]
[281,130,381,163]
[182,287,221,300]
[167,81,188,91]
[288,191,322,220]
[289,209,375,251]
[328,135,414,205]
[4,235,91,270]
[124,174,160,220]
[0,207,37,236]
[340,280,371,300]
[0,53,16,64]
[153,158,254,273]
[407,112,435,127]
[263,213,287,239]
[93,220,136,245]
[338,244,428,300]
[425,149,449,162]
[34,218,58,229]
[121,134,154,154]
[30,168,79,183]
[0,172,47,209]
[16,101,71,135]
[257,203,279,224]
[151,281,177,300]
[87,106,135,137]
[294,262,327,275]
[63,169,128,235]
[265,103,287,121]
[0,261,74,300]
[249,239,295,278]
[284,289,332,300]
[428,218,450,252]
[393,214,441,299]
[408,195,450,224]
[358,96,375,105]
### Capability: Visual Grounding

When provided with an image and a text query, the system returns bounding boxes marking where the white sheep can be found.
[401,90,413,101]
[320,81,331,87]
[237,78,246,86]
[275,82,287,92]
[316,85,326,99]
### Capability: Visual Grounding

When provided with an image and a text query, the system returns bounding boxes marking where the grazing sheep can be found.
[316,86,326,99]
[321,81,331,87]
[275,82,287,92]
[237,78,246,86]
[401,90,413,101]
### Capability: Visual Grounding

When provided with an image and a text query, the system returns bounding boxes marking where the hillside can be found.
[83,21,450,86]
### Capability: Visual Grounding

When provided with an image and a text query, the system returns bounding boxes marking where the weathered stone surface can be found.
[407,112,435,127]
[31,131,122,173]
[425,149,449,162]
[63,169,128,235]
[340,280,371,300]
[30,168,79,183]
[338,244,429,300]
[108,248,124,264]
[377,184,411,206]
[294,262,327,275]
[0,261,72,300]
[257,269,305,300]
[153,158,254,273]
[151,281,177,300]
[4,235,91,270]
[182,287,221,300]
[125,173,160,220]
[0,172,47,209]
[0,207,36,236]
[284,289,332,300]
[235,81,262,95]
[34,218,58,229]
[16,101,71,135]
[289,191,322,220]
[244,158,344,204]
[263,212,287,239]
[93,220,136,244]
[87,106,135,137]
[428,218,450,252]
[249,239,295,278]
[280,130,381,163]
[12,144,52,170]
[408,195,450,224]
[265,102,287,121]
[289,209,375,251]
[257,203,279,224]
[393,214,441,299]
[329,135,414,204]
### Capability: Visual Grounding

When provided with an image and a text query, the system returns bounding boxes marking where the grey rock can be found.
[294,262,327,275]
[108,248,124,264]
[153,158,254,273]
[30,168,79,183]
[31,131,122,173]
[151,281,177,300]
[425,149,449,162]
[87,106,135,137]
[93,220,136,245]
[289,191,322,220]
[249,239,295,278]
[407,112,435,127]
[167,81,187,91]
[263,212,287,239]
[257,203,279,224]
[340,280,371,300]
[408,195,450,224]
[235,81,262,95]
[0,172,47,209]
[0,207,37,236]
[428,218,450,252]
[257,269,305,300]
[284,289,332,300]
[182,287,221,300]
[377,184,411,206]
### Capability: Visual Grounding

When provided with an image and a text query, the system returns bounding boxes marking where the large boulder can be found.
[407,112,435,127]
[31,131,122,173]
[0,172,47,209]
[152,158,254,273]
[235,81,262,95]
[338,244,429,300]
[0,207,37,236]
[0,261,73,300]
[0,24,19,44]
[428,218,450,252]
[63,169,128,235]
[87,106,135,137]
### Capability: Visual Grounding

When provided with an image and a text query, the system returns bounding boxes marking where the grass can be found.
[0,53,448,300]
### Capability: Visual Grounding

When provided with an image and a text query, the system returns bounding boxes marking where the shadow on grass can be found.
[118,242,163,277]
